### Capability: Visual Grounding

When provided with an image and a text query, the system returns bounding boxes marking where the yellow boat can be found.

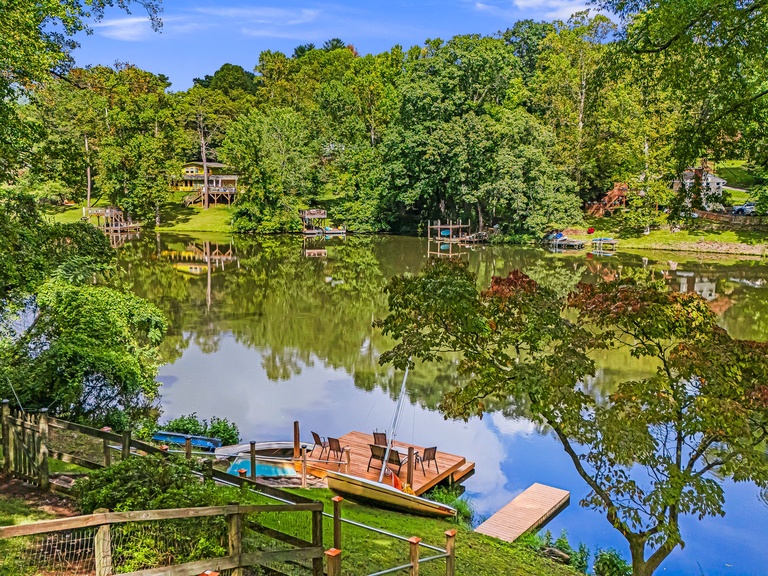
[172,263,208,275]
[325,470,456,518]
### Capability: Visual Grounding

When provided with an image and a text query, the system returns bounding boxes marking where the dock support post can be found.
[293,421,300,459]
[1,400,9,474]
[325,548,341,576]
[38,408,49,490]
[344,447,351,474]
[301,447,308,489]
[332,496,343,550]
[445,530,456,576]
[409,537,421,576]
[185,436,192,460]
[121,430,131,460]
[407,446,415,489]
[250,441,256,480]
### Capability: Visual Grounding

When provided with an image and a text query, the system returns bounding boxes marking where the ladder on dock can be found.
[475,483,569,542]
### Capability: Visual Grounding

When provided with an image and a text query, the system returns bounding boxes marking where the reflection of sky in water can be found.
[159,335,768,575]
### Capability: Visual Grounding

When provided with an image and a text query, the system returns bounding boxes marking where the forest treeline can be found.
[6,5,768,237]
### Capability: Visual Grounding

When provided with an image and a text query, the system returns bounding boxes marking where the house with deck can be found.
[171,161,239,207]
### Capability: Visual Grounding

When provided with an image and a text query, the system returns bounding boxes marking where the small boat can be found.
[326,470,456,518]
[152,430,223,451]
[214,441,312,459]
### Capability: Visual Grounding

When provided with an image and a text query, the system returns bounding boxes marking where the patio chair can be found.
[373,431,387,446]
[366,444,407,475]
[310,431,329,460]
[327,437,345,467]
[416,447,439,475]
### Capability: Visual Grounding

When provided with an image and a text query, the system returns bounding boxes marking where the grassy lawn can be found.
[300,489,580,576]
[715,160,759,190]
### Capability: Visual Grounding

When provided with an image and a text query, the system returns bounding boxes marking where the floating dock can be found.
[475,483,570,542]
[307,431,474,496]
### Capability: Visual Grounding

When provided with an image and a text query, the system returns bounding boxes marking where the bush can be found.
[425,485,475,527]
[162,413,240,446]
[593,548,632,576]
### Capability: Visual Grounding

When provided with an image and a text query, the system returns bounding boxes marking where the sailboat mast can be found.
[379,364,410,483]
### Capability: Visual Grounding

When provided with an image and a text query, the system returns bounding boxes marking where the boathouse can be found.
[171,162,239,207]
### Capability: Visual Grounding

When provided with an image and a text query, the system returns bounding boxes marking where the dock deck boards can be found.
[475,483,570,542]
[307,431,474,496]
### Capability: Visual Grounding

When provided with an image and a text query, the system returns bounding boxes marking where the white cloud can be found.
[241,28,316,40]
[195,7,320,26]
[92,17,153,41]
[474,0,590,21]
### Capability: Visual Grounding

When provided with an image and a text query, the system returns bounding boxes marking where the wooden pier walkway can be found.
[475,483,570,542]
[307,431,474,496]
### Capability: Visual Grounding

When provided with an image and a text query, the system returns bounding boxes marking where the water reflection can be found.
[115,234,768,574]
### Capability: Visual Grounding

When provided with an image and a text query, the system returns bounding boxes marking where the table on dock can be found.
[475,483,570,542]
[307,431,474,496]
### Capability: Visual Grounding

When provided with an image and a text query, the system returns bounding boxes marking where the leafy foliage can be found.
[593,548,632,576]
[163,412,240,446]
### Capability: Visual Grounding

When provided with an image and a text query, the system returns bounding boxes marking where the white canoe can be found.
[326,471,456,518]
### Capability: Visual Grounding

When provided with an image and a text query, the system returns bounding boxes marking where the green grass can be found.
[0,492,55,574]
[715,160,759,190]
[299,489,581,576]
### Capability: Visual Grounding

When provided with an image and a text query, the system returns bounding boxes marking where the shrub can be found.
[425,485,475,527]
[593,548,632,576]
[162,413,240,446]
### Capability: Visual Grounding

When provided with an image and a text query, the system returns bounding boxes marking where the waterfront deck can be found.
[475,483,570,542]
[307,431,474,496]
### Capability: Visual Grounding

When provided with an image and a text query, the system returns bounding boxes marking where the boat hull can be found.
[215,441,311,459]
[325,471,456,518]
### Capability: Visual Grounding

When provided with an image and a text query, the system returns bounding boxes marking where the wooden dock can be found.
[475,483,570,542]
[307,431,474,496]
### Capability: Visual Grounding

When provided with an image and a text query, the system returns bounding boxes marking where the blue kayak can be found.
[152,430,223,451]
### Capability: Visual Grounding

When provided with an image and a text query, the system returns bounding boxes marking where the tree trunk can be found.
[85,134,92,212]
[476,201,484,231]
[200,121,209,210]
[155,202,161,227]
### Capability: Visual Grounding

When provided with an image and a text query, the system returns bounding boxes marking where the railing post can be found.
[227,503,243,576]
[311,508,323,576]
[121,430,131,460]
[1,400,10,474]
[445,530,456,576]
[325,548,341,576]
[94,508,112,576]
[101,428,112,467]
[38,408,49,490]
[185,436,192,460]
[301,447,307,489]
[409,537,421,576]
[344,447,351,474]
[407,446,415,489]
[332,496,343,550]
[250,441,256,480]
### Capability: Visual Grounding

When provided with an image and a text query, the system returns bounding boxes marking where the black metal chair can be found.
[310,431,329,460]
[416,446,439,475]
[327,437,345,467]
[366,444,407,475]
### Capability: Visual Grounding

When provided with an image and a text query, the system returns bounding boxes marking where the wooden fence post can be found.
[325,548,341,576]
[444,530,456,576]
[311,509,323,576]
[38,408,49,490]
[102,438,111,467]
[1,400,9,474]
[409,537,421,576]
[94,508,112,576]
[250,441,256,480]
[227,503,243,576]
[344,447,351,474]
[332,496,343,550]
[407,446,415,489]
[301,447,307,489]
[121,430,131,460]
[185,436,192,460]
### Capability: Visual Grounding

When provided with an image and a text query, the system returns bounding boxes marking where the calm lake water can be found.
[116,233,768,575]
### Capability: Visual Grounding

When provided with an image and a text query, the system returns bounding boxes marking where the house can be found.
[586,183,629,217]
[673,168,727,210]
[171,162,239,207]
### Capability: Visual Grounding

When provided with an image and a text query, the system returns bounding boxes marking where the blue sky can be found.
[72,0,590,90]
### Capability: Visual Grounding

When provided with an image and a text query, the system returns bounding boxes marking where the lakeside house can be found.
[673,167,728,210]
[171,161,239,207]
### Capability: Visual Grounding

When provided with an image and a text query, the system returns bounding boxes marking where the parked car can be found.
[732,202,756,215]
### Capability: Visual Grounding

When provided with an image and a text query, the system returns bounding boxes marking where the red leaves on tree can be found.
[482,270,538,298]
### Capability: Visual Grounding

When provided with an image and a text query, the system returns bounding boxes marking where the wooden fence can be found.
[0,503,325,576]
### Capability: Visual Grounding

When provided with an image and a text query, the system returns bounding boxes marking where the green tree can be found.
[377,259,768,576]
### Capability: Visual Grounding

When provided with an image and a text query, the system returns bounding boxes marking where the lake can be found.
[116,233,768,575]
